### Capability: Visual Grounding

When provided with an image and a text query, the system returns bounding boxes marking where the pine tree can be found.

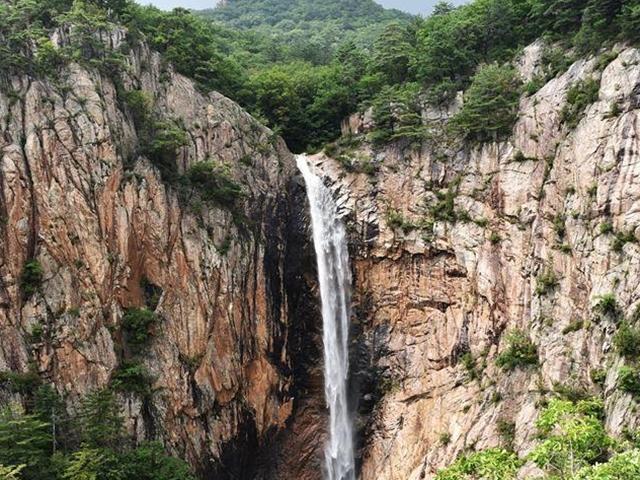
[33,384,72,453]
[451,63,522,141]
[0,404,53,479]
[78,390,125,450]
[0,465,24,480]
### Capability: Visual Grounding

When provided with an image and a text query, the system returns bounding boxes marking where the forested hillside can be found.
[198,0,410,48]
[204,0,640,151]
[11,0,634,154]
[194,0,413,151]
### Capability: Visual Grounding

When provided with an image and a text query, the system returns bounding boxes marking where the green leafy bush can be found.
[146,121,189,179]
[512,150,537,162]
[28,323,44,343]
[593,293,621,321]
[429,180,460,223]
[335,154,377,175]
[20,260,43,299]
[618,366,640,395]
[524,76,545,96]
[456,395,640,480]
[497,419,516,448]
[612,230,637,252]
[186,161,244,208]
[386,209,414,232]
[590,368,606,386]
[110,361,152,397]
[599,222,614,235]
[574,449,640,479]
[489,231,501,244]
[530,398,610,476]
[450,64,521,142]
[460,352,479,381]
[560,78,600,129]
[552,213,566,238]
[496,330,538,371]
[535,268,558,295]
[0,370,41,395]
[614,323,640,358]
[121,89,152,130]
[435,448,522,480]
[439,432,452,446]
[140,278,162,311]
[562,319,584,334]
[122,308,158,353]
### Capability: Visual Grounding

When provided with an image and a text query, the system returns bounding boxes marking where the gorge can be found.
[1,0,640,479]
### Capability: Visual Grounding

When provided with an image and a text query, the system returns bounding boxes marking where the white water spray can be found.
[296,155,355,480]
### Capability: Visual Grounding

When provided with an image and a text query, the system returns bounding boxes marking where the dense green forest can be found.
[206,0,640,150]
[3,0,640,478]
[0,384,193,479]
[3,0,639,151]
[198,0,411,62]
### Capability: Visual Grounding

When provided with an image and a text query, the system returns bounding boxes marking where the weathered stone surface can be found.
[313,46,640,479]
[3,32,640,480]
[0,36,306,477]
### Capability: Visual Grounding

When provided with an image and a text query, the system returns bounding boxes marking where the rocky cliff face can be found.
[3,26,640,480]
[309,43,640,479]
[0,31,322,478]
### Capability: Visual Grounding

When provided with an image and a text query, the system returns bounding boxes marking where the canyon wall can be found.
[3,25,640,480]
[310,43,640,479]
[0,30,321,478]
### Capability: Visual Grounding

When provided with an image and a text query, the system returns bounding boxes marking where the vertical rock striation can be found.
[311,44,640,479]
[0,33,312,477]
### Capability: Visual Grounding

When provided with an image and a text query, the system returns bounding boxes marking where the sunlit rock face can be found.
[0,31,318,478]
[3,28,640,480]
[313,44,640,480]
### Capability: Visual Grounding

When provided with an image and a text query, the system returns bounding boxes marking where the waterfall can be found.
[296,155,355,480]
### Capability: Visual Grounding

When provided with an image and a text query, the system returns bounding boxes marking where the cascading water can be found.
[296,155,355,480]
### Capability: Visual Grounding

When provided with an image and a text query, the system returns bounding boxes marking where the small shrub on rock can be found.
[0,370,41,395]
[20,259,43,299]
[496,330,538,371]
[146,120,189,180]
[187,161,244,208]
[435,448,522,480]
[560,78,600,129]
[613,230,637,252]
[600,222,614,235]
[111,361,152,397]
[614,323,640,358]
[121,89,152,130]
[618,366,640,396]
[122,308,158,353]
[593,293,621,321]
[590,368,606,386]
[439,432,451,446]
[535,268,558,296]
